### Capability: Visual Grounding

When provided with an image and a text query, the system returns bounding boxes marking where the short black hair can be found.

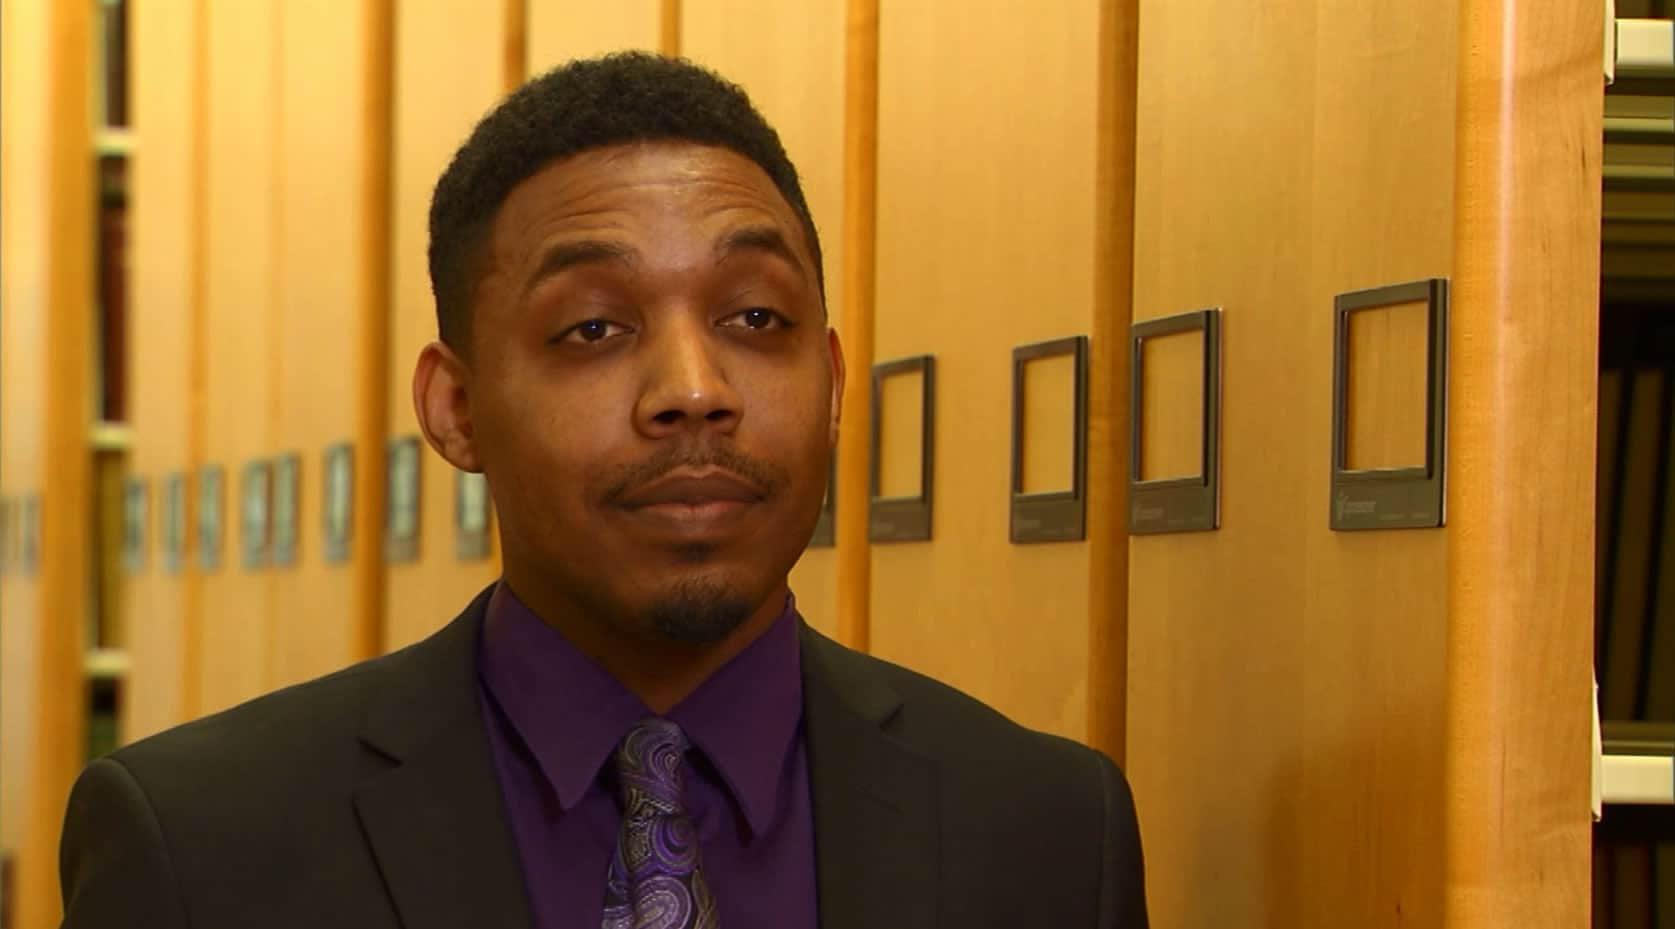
[427,52,825,350]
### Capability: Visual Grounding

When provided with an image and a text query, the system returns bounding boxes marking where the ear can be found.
[413,341,483,473]
[826,326,846,446]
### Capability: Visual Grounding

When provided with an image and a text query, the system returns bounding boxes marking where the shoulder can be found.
[99,642,409,834]
[61,597,493,924]
[118,637,408,765]
[884,652,1098,764]
[799,628,1148,925]
[801,625,1124,804]
[60,646,406,921]
[104,592,483,822]
[113,588,489,787]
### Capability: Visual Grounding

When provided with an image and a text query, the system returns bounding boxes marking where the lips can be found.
[617,469,765,509]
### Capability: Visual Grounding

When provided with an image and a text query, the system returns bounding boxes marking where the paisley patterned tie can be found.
[603,718,721,929]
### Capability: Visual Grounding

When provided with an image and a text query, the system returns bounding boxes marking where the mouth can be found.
[616,468,766,535]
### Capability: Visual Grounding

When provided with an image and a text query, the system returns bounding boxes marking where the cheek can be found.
[487,407,608,557]
[740,366,824,439]
[478,364,619,497]
[796,359,838,439]
[747,366,835,487]
[754,347,833,416]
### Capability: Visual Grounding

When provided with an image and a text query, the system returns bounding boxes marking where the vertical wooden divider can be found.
[835,0,878,654]
[660,0,682,57]
[180,0,209,720]
[356,0,396,661]
[1085,0,1138,763]
[123,0,204,743]
[1443,1,1602,926]
[264,0,287,687]
[384,0,511,651]
[505,0,528,90]
[498,0,524,601]
[21,5,94,927]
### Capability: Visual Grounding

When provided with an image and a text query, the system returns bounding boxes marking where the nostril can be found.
[705,409,733,422]
[654,409,683,426]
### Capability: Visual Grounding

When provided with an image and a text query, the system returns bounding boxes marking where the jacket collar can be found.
[352,587,939,929]
[354,586,533,929]
[799,624,940,929]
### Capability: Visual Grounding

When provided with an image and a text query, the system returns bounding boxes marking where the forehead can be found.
[488,142,810,262]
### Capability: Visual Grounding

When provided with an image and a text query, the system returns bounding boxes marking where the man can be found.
[60,53,1147,929]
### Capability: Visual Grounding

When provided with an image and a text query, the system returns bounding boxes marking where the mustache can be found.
[600,444,787,505]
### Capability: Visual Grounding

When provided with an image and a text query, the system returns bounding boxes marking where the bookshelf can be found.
[1595,12,1674,926]
[87,0,131,764]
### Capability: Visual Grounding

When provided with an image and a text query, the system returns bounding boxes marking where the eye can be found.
[557,319,630,344]
[720,308,790,331]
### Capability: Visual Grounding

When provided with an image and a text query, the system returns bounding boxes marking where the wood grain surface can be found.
[1444,0,1601,925]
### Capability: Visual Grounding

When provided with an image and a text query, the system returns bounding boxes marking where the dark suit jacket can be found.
[60,588,1147,928]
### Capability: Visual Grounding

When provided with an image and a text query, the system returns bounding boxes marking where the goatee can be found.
[645,577,754,645]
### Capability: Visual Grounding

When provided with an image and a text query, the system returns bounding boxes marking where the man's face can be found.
[418,142,842,646]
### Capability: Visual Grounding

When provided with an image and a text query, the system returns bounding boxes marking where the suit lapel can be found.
[352,588,533,929]
[349,596,938,929]
[800,625,939,929]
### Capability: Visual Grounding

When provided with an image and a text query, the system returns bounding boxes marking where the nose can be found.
[634,318,742,438]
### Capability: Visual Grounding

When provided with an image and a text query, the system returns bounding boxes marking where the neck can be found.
[503,577,790,714]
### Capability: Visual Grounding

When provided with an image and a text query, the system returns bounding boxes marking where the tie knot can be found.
[612,717,693,818]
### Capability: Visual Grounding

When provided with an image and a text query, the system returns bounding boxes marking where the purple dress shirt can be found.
[477,582,818,929]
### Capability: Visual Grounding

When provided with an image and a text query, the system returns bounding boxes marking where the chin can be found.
[642,573,759,645]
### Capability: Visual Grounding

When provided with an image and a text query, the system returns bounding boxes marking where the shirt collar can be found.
[478,581,804,838]
[667,592,803,837]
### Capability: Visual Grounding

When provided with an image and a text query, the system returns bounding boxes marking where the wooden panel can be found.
[871,0,1098,739]
[1127,2,1318,921]
[1345,299,1430,470]
[1126,0,1458,926]
[681,0,847,636]
[357,0,394,664]
[1446,0,1600,923]
[124,0,199,743]
[0,0,53,920]
[0,0,53,891]
[270,0,382,686]
[1298,4,1456,925]
[835,0,878,652]
[526,0,661,75]
[198,0,278,715]
[0,1,95,926]
[1083,0,1139,762]
[383,0,508,651]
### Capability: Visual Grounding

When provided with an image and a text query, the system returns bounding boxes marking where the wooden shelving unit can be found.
[1595,12,1674,926]
[87,0,132,766]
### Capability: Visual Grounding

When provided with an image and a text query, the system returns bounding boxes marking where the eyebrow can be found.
[521,225,806,297]
[522,239,639,296]
[714,224,806,279]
